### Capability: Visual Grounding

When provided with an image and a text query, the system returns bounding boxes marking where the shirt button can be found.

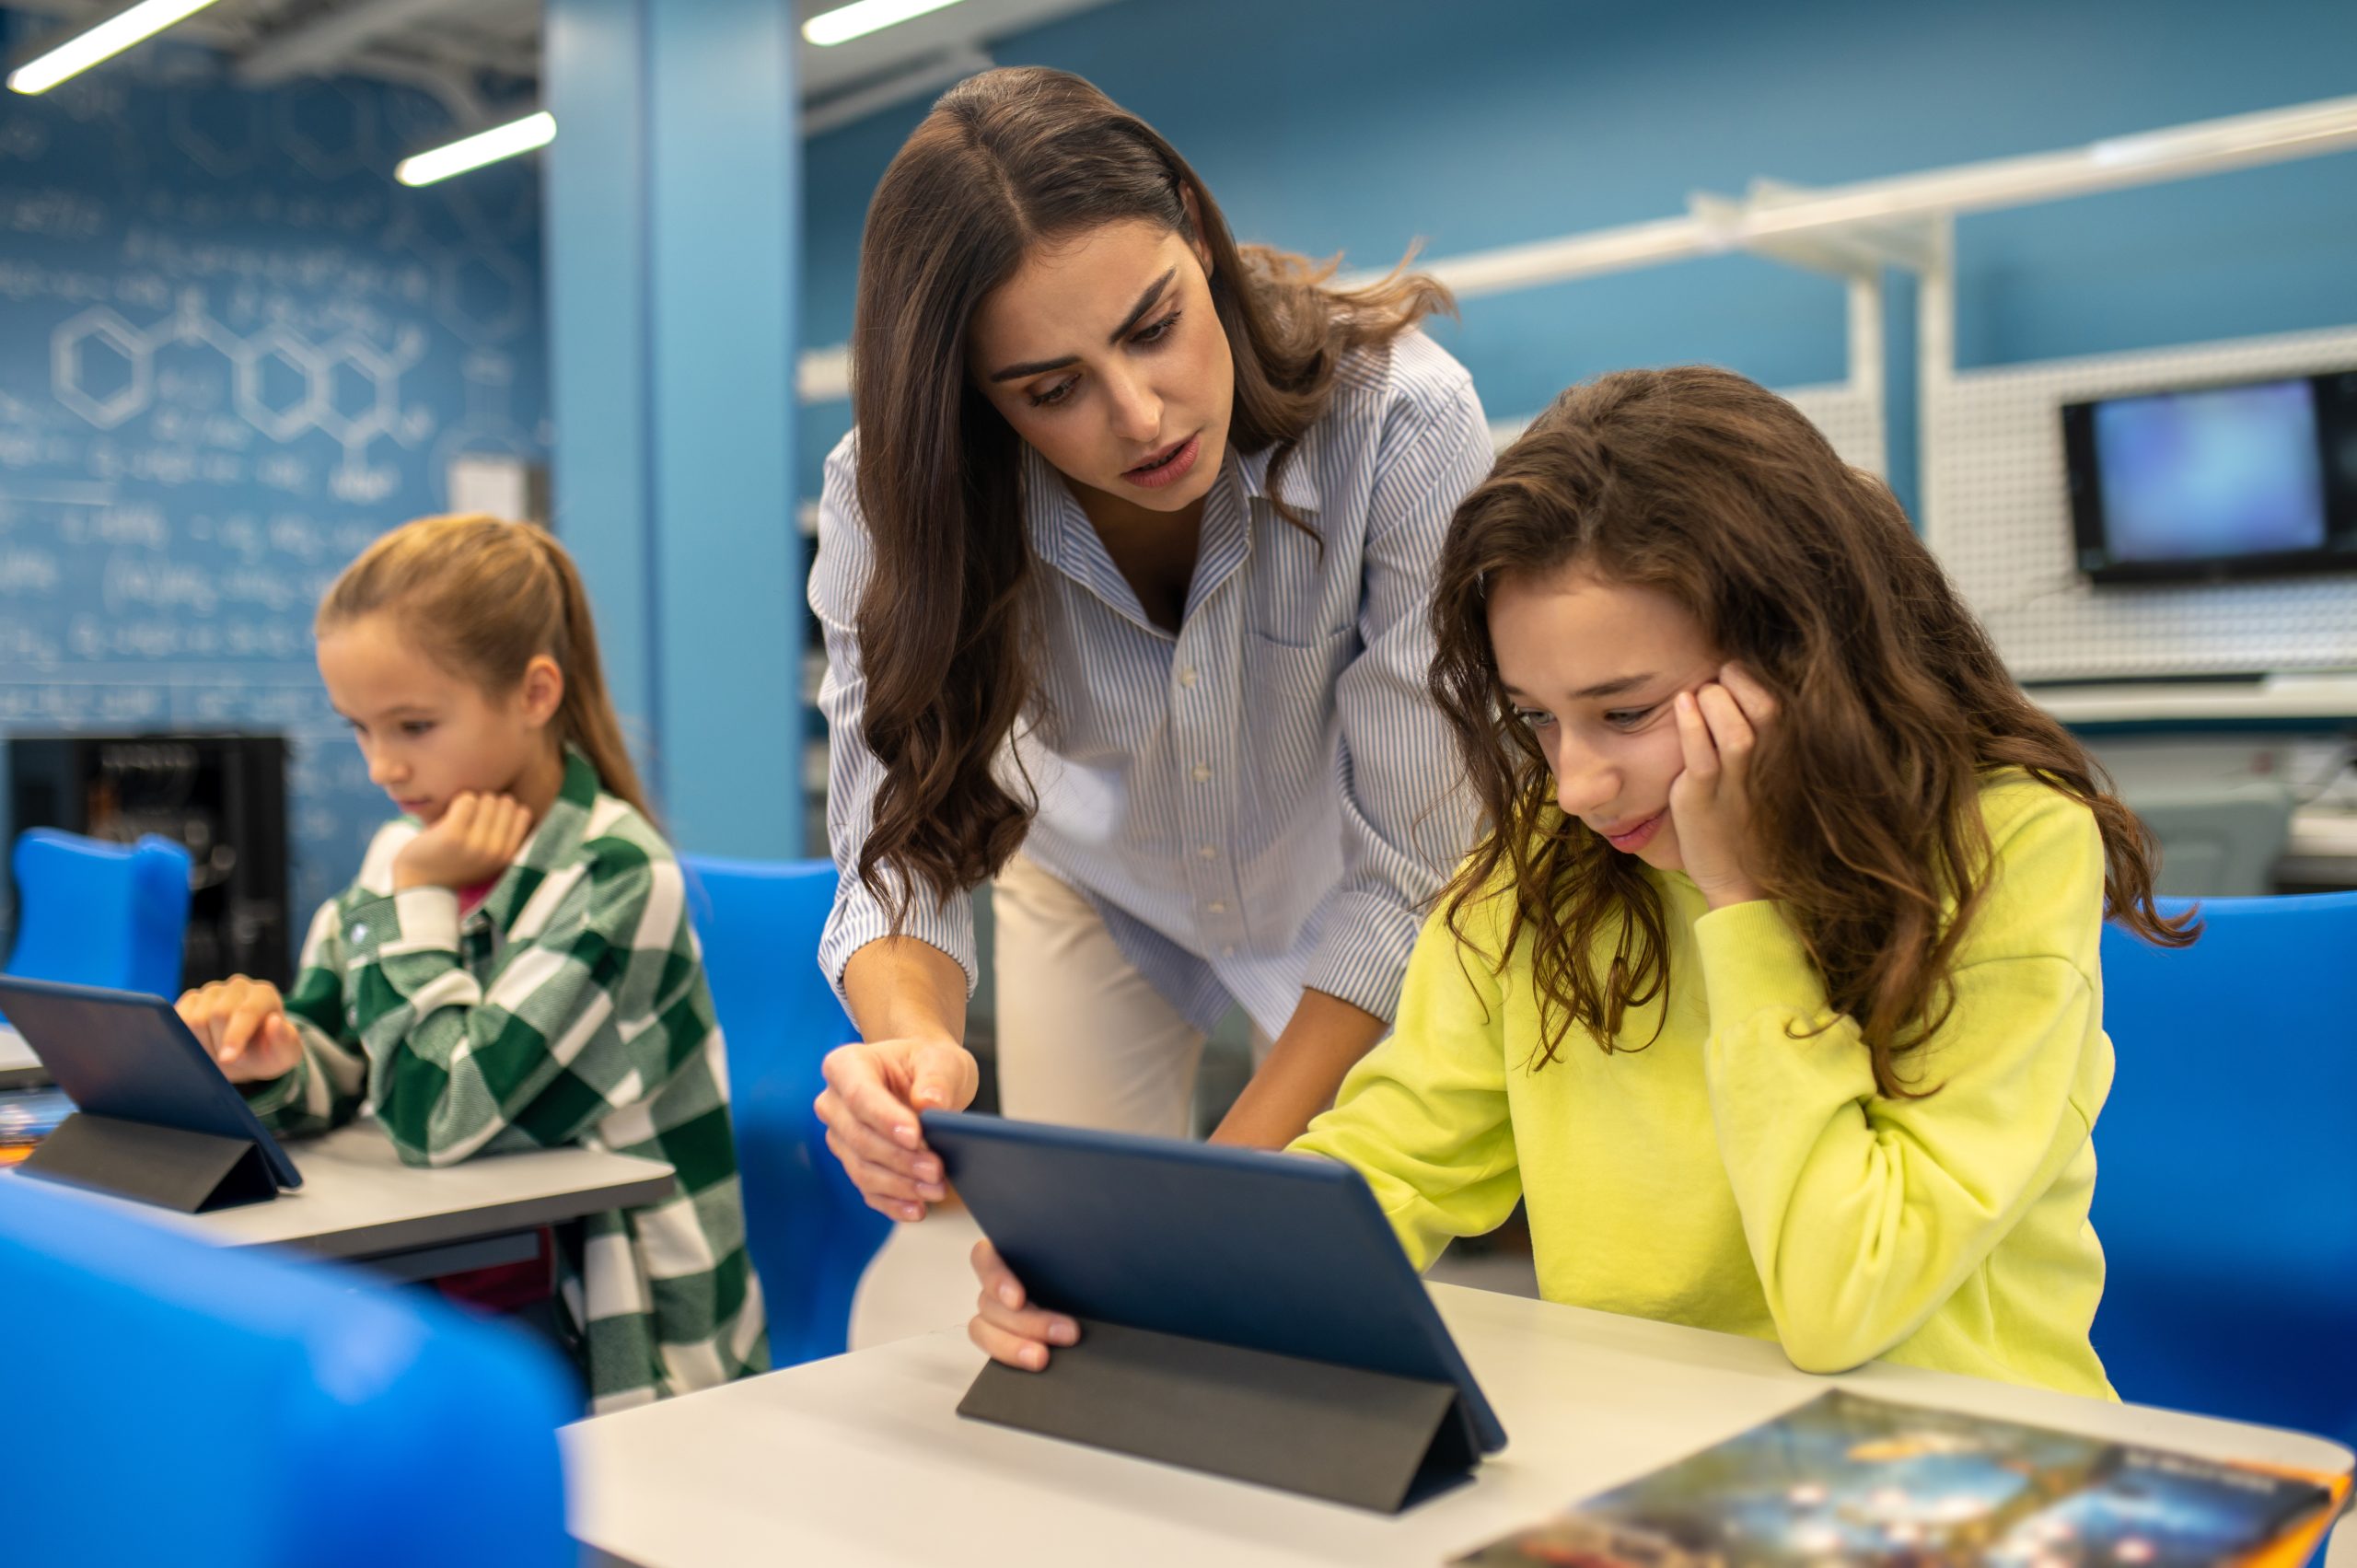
[1208,900,1228,915]
[1197,845,1217,861]
[1191,763,1212,783]
[1221,946,1237,958]
[1178,667,1199,689]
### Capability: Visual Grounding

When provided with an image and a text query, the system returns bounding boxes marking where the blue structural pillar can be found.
[544,0,803,856]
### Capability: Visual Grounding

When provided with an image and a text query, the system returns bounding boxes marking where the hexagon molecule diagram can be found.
[50,294,427,479]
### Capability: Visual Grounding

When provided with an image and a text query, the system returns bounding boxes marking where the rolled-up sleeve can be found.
[808,436,979,1004]
[1300,361,1492,1021]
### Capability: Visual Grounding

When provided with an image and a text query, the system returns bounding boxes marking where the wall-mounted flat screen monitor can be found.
[2061,370,2357,584]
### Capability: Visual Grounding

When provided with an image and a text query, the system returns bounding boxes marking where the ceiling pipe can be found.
[235,0,481,86]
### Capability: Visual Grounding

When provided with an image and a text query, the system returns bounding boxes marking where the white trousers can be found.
[989,853,1271,1138]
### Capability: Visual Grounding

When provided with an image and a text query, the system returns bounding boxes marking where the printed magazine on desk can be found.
[1453,1389,2348,1568]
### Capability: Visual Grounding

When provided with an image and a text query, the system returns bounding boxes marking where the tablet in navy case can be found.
[0,975,302,1212]
[923,1109,1504,1512]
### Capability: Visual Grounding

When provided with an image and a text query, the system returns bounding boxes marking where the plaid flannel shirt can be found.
[243,748,767,1411]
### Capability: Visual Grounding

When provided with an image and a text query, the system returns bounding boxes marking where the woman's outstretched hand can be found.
[815,1034,980,1221]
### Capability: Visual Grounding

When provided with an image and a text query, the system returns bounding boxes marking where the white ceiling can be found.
[4,0,1128,134]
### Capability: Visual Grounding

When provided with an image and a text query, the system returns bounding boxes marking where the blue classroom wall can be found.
[5,0,2354,896]
[0,14,548,943]
[796,0,2357,524]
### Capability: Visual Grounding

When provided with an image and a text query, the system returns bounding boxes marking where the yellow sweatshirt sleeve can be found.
[1290,898,1524,1271]
[1696,786,2107,1374]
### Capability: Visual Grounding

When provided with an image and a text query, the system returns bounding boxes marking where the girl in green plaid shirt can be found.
[175,515,768,1411]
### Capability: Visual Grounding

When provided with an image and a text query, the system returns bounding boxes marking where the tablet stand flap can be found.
[19,1111,279,1214]
[957,1317,1478,1514]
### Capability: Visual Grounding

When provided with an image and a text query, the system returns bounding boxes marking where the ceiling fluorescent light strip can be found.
[395,110,557,187]
[804,0,968,49]
[6,0,223,95]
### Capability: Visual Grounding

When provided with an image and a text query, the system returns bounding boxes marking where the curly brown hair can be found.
[1427,366,2195,1097]
[848,65,1453,922]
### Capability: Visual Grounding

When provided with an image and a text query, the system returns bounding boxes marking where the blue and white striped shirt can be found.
[810,330,1492,1038]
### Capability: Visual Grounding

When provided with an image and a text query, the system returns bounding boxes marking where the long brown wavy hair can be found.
[849,65,1451,921]
[1429,366,2195,1097]
[318,514,655,823]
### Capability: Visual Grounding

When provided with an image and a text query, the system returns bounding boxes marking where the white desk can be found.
[2026,672,2357,726]
[8,1121,675,1264]
[562,1283,2354,1568]
[2282,806,2357,889]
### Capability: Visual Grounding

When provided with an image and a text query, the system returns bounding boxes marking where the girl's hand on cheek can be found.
[392,792,535,891]
[1666,662,1778,911]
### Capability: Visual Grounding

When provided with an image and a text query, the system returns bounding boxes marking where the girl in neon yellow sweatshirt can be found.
[969,366,2193,1396]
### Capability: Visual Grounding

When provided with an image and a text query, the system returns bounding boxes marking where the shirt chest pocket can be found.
[1239,501,1358,647]
[1240,626,1358,786]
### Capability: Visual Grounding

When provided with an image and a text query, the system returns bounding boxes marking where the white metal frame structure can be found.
[801,94,2357,490]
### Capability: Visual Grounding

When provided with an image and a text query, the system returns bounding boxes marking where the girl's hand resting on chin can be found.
[392,792,534,891]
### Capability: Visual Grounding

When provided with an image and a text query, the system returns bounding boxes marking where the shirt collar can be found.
[1233,430,1323,517]
[472,745,599,930]
[1020,442,1079,567]
[519,745,600,871]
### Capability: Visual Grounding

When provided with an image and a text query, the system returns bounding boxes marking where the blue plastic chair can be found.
[681,854,893,1367]
[0,1176,576,1568]
[6,829,192,997]
[2092,891,2357,1445]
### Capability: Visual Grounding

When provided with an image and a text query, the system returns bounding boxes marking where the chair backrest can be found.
[0,1177,575,1568]
[2092,890,2357,1444]
[680,854,892,1366]
[7,829,193,997]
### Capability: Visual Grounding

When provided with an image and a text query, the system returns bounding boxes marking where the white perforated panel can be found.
[1926,327,2357,680]
[1779,381,1887,477]
[1489,380,1887,475]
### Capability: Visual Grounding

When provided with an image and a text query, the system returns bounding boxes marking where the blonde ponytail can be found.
[528,527,655,823]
